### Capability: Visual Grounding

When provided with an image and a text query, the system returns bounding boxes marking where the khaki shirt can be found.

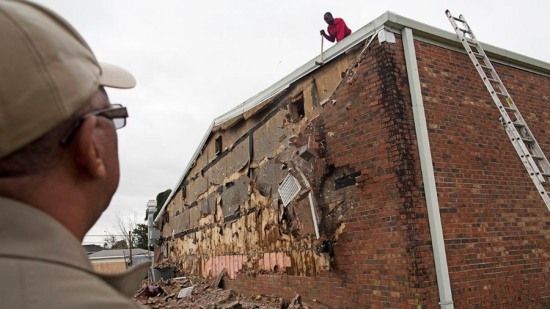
[0,197,148,308]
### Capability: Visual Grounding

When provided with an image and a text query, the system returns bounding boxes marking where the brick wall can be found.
[416,39,550,307]
[226,37,435,307]
[224,34,550,308]
[164,30,550,308]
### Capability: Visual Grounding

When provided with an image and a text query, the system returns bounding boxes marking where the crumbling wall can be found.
[224,34,429,307]
[159,28,550,308]
[157,44,360,281]
[159,32,424,308]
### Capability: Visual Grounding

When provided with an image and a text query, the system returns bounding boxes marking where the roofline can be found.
[89,252,150,260]
[154,11,550,225]
[89,256,127,260]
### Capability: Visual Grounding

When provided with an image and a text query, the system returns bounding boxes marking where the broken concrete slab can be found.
[177,286,194,299]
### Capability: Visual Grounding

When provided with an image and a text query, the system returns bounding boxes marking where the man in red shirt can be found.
[320,12,351,43]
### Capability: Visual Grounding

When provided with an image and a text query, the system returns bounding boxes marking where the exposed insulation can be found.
[158,48,361,280]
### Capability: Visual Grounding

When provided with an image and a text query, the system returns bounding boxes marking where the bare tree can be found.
[116,211,139,248]
[104,211,140,249]
[103,234,118,248]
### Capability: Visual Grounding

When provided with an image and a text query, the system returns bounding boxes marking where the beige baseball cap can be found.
[0,0,136,158]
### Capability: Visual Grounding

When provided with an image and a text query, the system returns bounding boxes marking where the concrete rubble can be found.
[133,272,315,309]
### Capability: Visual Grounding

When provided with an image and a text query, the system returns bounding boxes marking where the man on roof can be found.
[320,12,352,43]
[0,1,147,307]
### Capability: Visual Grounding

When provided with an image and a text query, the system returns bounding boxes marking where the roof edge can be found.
[383,11,550,74]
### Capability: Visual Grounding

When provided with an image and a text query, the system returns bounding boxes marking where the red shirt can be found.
[327,18,351,42]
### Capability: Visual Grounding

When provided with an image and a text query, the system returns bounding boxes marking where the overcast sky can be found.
[33,0,549,245]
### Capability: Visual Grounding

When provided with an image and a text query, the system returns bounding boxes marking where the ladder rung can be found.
[521,137,534,143]
[513,122,525,128]
[531,155,544,160]
[472,51,484,58]
[466,42,478,49]
[503,106,516,111]
[542,173,550,178]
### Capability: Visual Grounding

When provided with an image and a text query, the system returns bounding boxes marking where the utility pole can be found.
[146,199,158,282]
[146,200,157,259]
[128,231,133,267]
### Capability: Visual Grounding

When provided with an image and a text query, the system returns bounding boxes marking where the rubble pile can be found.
[133,275,313,309]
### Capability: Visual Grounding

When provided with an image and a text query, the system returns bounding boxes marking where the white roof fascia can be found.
[154,121,214,225]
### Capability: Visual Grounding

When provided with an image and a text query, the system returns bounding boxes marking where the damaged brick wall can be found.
[224,35,434,308]
[315,34,433,307]
[159,30,550,308]
[159,94,336,280]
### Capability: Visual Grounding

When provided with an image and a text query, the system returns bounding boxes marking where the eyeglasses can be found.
[60,104,129,145]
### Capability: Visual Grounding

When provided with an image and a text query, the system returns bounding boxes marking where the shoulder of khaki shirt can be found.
[99,261,151,298]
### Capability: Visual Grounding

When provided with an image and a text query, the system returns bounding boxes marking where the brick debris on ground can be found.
[133,274,316,309]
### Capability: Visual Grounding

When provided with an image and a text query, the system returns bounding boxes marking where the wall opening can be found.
[215,136,223,154]
[289,98,305,123]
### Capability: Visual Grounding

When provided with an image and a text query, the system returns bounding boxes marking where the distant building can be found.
[89,249,151,274]
[153,11,550,308]
[82,244,103,255]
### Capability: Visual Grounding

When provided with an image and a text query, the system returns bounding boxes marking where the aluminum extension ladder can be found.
[445,10,550,211]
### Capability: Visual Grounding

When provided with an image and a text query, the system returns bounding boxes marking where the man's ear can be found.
[72,116,106,178]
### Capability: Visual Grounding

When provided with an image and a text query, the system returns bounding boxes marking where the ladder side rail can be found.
[505,123,544,181]
[504,96,550,173]
[503,119,546,183]
[504,124,550,210]
[508,110,550,174]
[481,57,512,99]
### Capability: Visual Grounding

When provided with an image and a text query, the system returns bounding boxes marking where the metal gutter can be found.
[154,122,214,225]
[402,27,454,308]
[383,13,550,75]
[154,11,550,226]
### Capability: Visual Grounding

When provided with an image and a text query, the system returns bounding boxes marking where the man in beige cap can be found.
[0,1,147,308]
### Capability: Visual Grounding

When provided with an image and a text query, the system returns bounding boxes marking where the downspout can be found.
[401,27,454,309]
